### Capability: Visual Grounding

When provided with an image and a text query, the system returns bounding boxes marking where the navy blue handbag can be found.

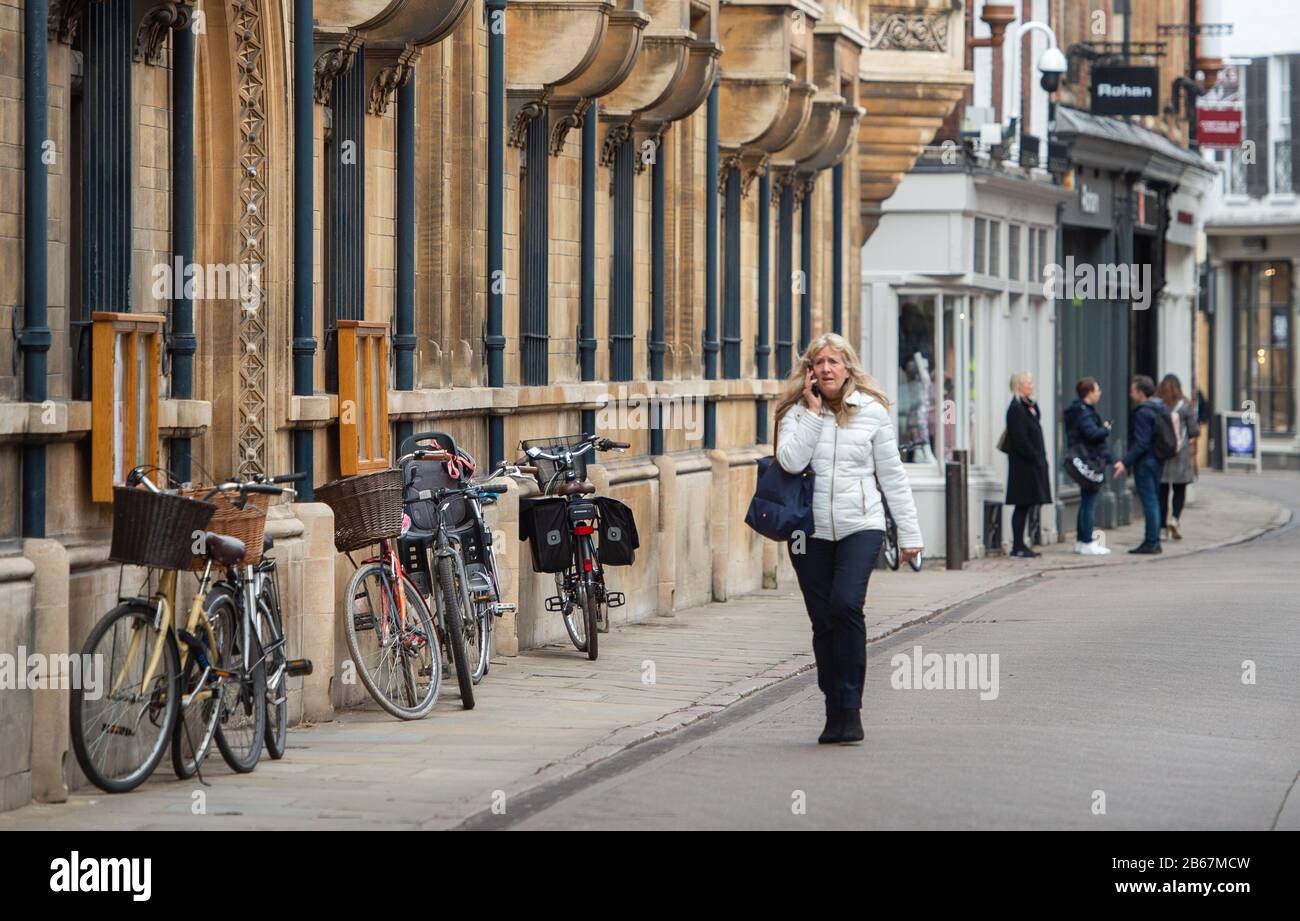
[744,455,815,542]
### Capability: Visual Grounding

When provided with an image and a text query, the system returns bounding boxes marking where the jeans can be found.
[1158,482,1187,527]
[1133,455,1162,545]
[1077,488,1098,543]
[788,529,885,713]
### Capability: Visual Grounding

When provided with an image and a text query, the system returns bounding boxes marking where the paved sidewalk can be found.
[0,476,1285,830]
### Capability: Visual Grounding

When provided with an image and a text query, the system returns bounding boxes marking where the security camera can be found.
[1038,46,1067,93]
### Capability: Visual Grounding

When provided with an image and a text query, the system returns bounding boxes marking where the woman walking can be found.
[1003,372,1051,558]
[776,333,922,745]
[1063,376,1112,555]
[1156,374,1198,540]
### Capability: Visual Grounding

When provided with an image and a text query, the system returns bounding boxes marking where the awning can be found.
[1053,106,1216,183]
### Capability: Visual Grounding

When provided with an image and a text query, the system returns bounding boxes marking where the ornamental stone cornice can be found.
[354,0,475,48]
[363,43,420,116]
[506,0,615,101]
[132,1,194,66]
[314,29,365,105]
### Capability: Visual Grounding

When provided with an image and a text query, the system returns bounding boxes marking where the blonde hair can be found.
[774,333,891,433]
[1010,371,1033,395]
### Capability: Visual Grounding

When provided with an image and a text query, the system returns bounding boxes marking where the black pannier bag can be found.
[594,496,639,566]
[519,497,573,573]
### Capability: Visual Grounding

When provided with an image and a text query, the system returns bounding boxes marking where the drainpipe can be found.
[486,0,506,466]
[799,180,812,352]
[703,75,719,448]
[756,166,770,442]
[22,0,50,538]
[832,162,843,335]
[292,0,316,497]
[650,130,665,455]
[776,181,793,378]
[580,100,597,437]
[394,77,416,452]
[169,18,196,484]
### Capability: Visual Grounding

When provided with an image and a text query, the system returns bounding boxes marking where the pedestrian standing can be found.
[776,332,922,745]
[1156,373,1198,540]
[1003,372,1052,558]
[1114,375,1170,554]
[1063,376,1113,555]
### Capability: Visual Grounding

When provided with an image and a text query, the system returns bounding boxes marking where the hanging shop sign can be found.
[1090,65,1160,117]
[1196,104,1243,149]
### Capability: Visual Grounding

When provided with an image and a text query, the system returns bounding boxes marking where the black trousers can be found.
[1011,504,1033,551]
[1159,482,1187,527]
[788,529,885,713]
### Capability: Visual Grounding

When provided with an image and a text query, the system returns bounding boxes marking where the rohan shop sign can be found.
[1091,66,1160,117]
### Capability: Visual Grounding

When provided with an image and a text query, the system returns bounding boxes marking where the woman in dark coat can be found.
[1004,371,1051,557]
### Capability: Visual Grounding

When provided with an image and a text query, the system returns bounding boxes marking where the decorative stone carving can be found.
[867,6,950,52]
[549,99,591,156]
[509,100,545,149]
[600,122,634,167]
[313,30,363,105]
[49,0,88,44]
[233,0,268,478]
[134,2,193,65]
[366,44,420,116]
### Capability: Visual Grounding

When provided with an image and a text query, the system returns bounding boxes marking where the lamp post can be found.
[1007,20,1065,169]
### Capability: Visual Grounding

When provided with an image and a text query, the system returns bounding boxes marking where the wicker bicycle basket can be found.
[520,434,589,494]
[180,487,272,570]
[314,468,405,553]
[109,486,217,571]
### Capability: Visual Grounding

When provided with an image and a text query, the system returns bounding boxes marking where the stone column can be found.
[24,539,68,803]
[293,502,337,720]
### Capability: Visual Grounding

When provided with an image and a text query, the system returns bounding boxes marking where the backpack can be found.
[1149,402,1178,461]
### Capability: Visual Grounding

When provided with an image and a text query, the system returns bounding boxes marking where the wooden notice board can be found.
[337,320,391,475]
[91,312,164,502]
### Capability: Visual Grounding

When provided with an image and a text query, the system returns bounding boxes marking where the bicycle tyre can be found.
[344,563,441,720]
[437,555,476,710]
[258,577,288,759]
[214,608,267,773]
[71,601,180,794]
[170,591,228,779]
[582,582,599,661]
[884,518,900,571]
[560,571,588,652]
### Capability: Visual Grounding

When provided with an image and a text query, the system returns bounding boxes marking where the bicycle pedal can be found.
[285,658,313,677]
[544,596,565,613]
[493,602,517,617]
[606,592,626,608]
[353,613,375,631]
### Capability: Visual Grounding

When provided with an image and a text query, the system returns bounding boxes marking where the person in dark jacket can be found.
[1063,376,1113,555]
[1004,372,1051,558]
[1113,374,1168,554]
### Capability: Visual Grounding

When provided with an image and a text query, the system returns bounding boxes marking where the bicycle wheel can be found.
[460,569,490,686]
[560,571,588,652]
[581,581,599,661]
[170,591,228,779]
[345,562,441,720]
[257,571,288,759]
[436,555,475,709]
[214,597,266,773]
[908,550,925,572]
[71,601,180,793]
[883,517,900,571]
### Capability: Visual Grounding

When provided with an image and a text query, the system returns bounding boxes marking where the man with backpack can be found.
[1113,374,1178,554]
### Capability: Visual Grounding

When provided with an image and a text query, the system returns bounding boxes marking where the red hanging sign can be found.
[1197,105,1243,150]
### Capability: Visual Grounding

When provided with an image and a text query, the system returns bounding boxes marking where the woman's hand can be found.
[803,367,822,414]
[900,547,922,564]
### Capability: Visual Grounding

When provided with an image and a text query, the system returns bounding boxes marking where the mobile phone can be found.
[806,361,822,397]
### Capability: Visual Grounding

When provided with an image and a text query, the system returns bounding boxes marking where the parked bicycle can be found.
[879,440,925,572]
[518,434,637,661]
[71,467,309,793]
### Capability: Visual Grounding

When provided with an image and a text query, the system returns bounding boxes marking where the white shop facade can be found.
[860,148,1071,559]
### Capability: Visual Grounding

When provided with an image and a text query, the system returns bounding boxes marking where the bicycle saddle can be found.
[205,532,246,567]
[556,480,595,496]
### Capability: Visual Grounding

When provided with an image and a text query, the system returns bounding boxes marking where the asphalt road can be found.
[472,474,1300,830]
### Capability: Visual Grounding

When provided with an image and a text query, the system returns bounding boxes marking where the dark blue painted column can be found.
[293,0,316,497]
[756,167,770,443]
[486,0,506,465]
[832,162,843,335]
[170,18,196,484]
[722,167,741,378]
[22,0,50,537]
[703,76,719,448]
[522,108,551,385]
[650,133,666,456]
[394,76,417,453]
[776,181,794,378]
[610,136,634,381]
[799,181,812,353]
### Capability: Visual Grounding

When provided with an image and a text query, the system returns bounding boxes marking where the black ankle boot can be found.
[818,711,843,744]
[838,709,864,744]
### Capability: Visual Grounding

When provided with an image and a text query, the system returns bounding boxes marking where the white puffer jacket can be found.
[775,390,923,547]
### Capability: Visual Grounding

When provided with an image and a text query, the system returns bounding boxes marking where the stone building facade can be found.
[0,0,970,811]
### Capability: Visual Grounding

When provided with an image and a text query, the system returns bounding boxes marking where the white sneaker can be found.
[1073,541,1086,554]
[1084,540,1111,556]
[1169,517,1182,540]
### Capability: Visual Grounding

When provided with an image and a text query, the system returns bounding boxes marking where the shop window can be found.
[1027,227,1036,287]
[1234,262,1294,433]
[91,313,163,502]
[942,295,975,463]
[1037,228,1049,282]
[1008,225,1021,280]
[973,218,986,274]
[338,320,391,474]
[898,297,938,463]
[989,221,1001,277]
